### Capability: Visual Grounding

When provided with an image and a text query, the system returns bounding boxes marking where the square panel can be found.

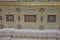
[47,15,56,22]
[6,14,14,22]
[24,15,36,22]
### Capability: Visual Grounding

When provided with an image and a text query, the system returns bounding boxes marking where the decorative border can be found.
[47,15,56,22]
[6,14,14,22]
[24,15,36,22]
[39,8,45,12]
[49,7,57,12]
[16,8,21,12]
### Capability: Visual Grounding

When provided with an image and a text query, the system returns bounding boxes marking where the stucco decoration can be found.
[49,7,57,12]
[15,8,21,12]
[5,7,13,13]
[6,14,14,22]
[47,15,56,22]
[24,15,36,22]
[24,8,35,13]
[39,8,45,12]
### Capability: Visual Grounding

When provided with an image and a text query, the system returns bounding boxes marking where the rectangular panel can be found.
[24,8,35,13]
[24,15,36,22]
[6,14,14,22]
[18,16,20,21]
[48,39,57,40]
[47,15,56,22]
[30,15,36,22]
[24,15,30,22]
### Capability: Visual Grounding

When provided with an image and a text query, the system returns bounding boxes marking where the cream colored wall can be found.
[0,5,60,30]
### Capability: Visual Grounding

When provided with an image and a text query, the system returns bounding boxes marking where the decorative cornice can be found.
[0,2,60,6]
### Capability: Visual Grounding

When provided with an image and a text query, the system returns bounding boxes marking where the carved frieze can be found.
[48,7,57,13]
[24,8,36,13]
[5,7,13,13]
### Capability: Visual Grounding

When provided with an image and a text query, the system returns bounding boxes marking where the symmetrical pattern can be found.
[24,15,36,22]
[47,15,56,22]
[6,14,14,22]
